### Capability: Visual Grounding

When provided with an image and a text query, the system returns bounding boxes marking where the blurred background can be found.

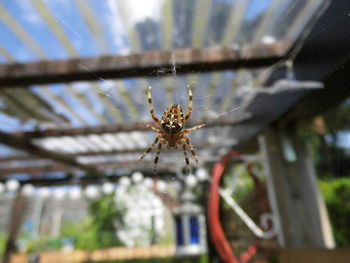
[0,0,350,262]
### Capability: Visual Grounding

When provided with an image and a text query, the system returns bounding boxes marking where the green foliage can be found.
[88,193,125,248]
[300,100,350,245]
[21,193,126,253]
[322,101,350,136]
[222,162,255,203]
[60,220,102,251]
[319,177,350,246]
[25,235,61,253]
[300,100,350,178]
[0,232,7,258]
[156,231,173,246]
[58,193,126,250]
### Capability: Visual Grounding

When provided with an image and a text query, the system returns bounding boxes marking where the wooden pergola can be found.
[0,0,329,177]
[1,0,350,262]
[0,41,293,176]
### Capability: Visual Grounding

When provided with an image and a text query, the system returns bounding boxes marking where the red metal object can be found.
[208,151,261,263]
[208,151,240,263]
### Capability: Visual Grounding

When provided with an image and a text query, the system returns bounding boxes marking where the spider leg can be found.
[184,136,199,164]
[147,86,161,125]
[139,136,159,161]
[180,123,205,134]
[184,84,193,121]
[154,139,166,174]
[181,143,191,174]
[145,123,161,133]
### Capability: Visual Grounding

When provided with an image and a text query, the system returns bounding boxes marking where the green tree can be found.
[300,100,350,178]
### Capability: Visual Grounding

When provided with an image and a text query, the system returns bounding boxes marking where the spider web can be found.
[67,0,331,173]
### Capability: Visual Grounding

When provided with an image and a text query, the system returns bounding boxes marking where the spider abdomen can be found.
[160,104,184,134]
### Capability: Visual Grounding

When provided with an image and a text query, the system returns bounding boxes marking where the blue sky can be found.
[1,0,120,60]
[0,0,128,130]
[245,0,272,20]
[326,132,350,149]
[0,0,277,62]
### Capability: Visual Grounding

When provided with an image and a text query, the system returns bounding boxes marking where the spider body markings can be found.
[140,85,205,173]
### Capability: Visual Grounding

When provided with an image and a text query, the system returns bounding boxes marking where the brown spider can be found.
[140,85,205,173]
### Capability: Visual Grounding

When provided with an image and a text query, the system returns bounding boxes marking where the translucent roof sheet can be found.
[0,0,326,62]
[0,0,328,175]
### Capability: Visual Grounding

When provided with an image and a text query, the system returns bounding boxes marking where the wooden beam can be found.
[2,172,177,186]
[2,193,25,263]
[0,3,46,59]
[222,0,249,45]
[0,131,97,173]
[31,0,77,56]
[0,163,78,177]
[74,0,109,54]
[259,123,334,248]
[0,141,218,163]
[2,89,52,122]
[0,158,174,176]
[13,117,249,139]
[0,141,229,176]
[0,155,34,162]
[0,140,229,172]
[280,249,350,263]
[38,88,89,125]
[192,0,212,48]
[0,41,291,87]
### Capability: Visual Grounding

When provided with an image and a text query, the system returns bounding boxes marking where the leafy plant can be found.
[58,193,126,250]
[21,193,126,253]
[0,233,7,258]
[88,193,125,248]
[25,235,61,253]
[300,100,350,178]
[319,177,350,246]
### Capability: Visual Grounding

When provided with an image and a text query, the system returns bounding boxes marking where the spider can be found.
[140,85,205,173]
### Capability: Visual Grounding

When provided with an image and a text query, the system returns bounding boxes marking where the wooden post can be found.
[258,122,334,248]
[2,192,25,263]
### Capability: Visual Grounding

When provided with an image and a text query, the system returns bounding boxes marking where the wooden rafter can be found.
[0,2,46,59]
[2,193,25,263]
[0,130,97,173]
[0,41,291,87]
[192,0,212,48]
[0,139,232,175]
[74,0,109,54]
[2,89,52,122]
[252,0,284,43]
[0,163,79,177]
[222,0,250,45]
[1,171,176,186]
[31,0,77,56]
[0,117,238,175]
[0,140,226,163]
[0,158,176,176]
[12,117,248,138]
